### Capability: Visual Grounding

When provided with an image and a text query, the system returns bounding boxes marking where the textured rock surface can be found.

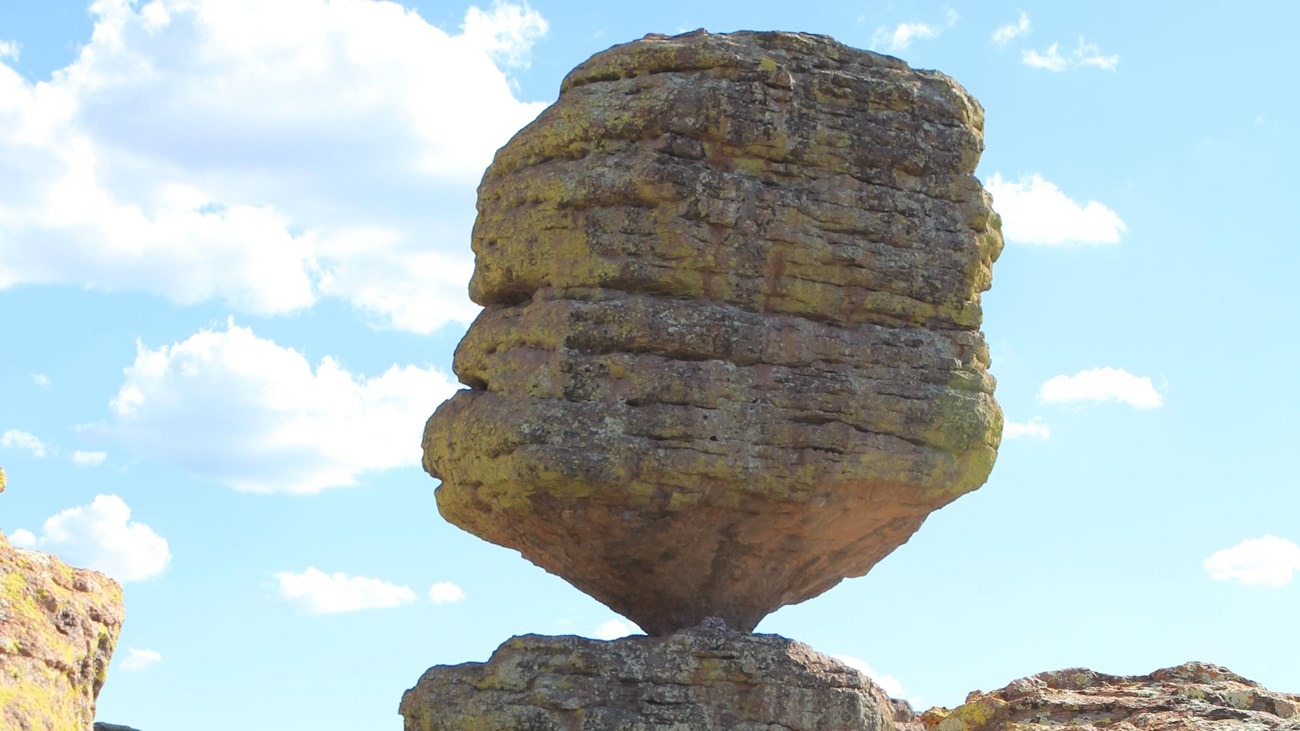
[423,29,1003,634]
[923,662,1300,731]
[400,624,919,731]
[0,529,124,730]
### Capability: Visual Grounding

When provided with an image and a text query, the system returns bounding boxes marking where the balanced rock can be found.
[924,662,1300,731]
[423,30,1003,634]
[0,529,124,729]
[400,624,922,731]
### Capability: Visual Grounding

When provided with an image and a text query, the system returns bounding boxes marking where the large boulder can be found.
[923,662,1300,731]
[400,622,921,731]
[423,29,1003,634]
[0,530,124,730]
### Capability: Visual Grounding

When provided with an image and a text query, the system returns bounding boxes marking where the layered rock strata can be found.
[924,662,1300,731]
[423,29,1003,635]
[0,529,124,729]
[400,623,921,731]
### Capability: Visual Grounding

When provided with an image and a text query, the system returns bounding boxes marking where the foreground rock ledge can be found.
[423,28,1004,636]
[924,662,1300,731]
[400,625,918,731]
[0,530,124,730]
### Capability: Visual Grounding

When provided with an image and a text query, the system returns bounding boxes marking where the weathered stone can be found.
[95,723,143,731]
[400,624,920,731]
[0,530,124,730]
[923,662,1300,731]
[423,29,1003,634]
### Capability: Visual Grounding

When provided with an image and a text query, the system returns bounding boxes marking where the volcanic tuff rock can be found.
[423,29,1004,634]
[0,529,124,730]
[923,662,1300,731]
[400,623,922,731]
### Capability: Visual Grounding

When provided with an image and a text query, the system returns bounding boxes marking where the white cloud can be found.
[73,450,108,466]
[1023,37,1118,72]
[1040,368,1162,409]
[119,647,163,671]
[31,373,50,386]
[96,320,459,494]
[1004,417,1050,440]
[8,528,37,548]
[833,655,913,703]
[872,22,938,52]
[993,11,1030,44]
[22,494,170,582]
[1204,536,1300,587]
[0,40,18,61]
[428,581,467,604]
[1,429,50,458]
[461,1,547,69]
[593,619,641,640]
[276,567,416,613]
[986,173,1126,245]
[0,0,549,333]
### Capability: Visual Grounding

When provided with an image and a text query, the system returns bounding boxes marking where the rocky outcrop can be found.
[923,662,1300,731]
[423,29,1003,635]
[0,530,124,730]
[400,622,920,731]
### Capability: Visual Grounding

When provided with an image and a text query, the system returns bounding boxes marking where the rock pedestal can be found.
[422,29,1003,635]
[0,529,124,730]
[400,624,920,731]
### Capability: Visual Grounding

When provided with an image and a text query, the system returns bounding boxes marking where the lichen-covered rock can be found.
[423,29,1003,634]
[922,662,1300,731]
[1,530,124,730]
[400,623,920,731]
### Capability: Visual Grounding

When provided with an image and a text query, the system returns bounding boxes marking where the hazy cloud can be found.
[1,429,50,458]
[428,581,467,604]
[993,11,1030,44]
[1004,417,1050,440]
[73,450,108,466]
[1024,37,1118,71]
[276,567,416,613]
[120,647,163,671]
[1204,536,1300,587]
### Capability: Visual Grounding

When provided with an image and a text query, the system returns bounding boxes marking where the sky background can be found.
[1,1,1297,728]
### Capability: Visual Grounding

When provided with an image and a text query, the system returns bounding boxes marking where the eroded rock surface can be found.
[400,624,919,731]
[423,29,1003,634]
[0,529,124,730]
[923,662,1300,731]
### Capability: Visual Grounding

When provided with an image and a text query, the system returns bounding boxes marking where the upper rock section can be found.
[424,30,1003,634]
[923,662,1300,731]
[1,530,124,730]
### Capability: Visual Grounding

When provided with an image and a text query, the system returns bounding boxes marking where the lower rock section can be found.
[923,662,1300,731]
[400,624,917,731]
[0,530,124,730]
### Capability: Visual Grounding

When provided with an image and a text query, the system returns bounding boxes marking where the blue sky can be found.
[2,1,1297,728]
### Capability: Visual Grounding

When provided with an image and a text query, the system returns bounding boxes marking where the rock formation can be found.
[923,662,1300,731]
[1,470,125,730]
[422,29,1004,635]
[400,623,923,731]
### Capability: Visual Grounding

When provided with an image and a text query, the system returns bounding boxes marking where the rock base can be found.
[923,662,1300,731]
[400,624,917,731]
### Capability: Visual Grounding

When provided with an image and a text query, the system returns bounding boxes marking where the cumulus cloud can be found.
[993,11,1030,44]
[1004,417,1050,440]
[833,655,912,702]
[0,0,548,332]
[1023,37,1118,71]
[1040,368,1162,409]
[8,528,37,548]
[428,581,467,604]
[1204,536,1300,587]
[19,494,170,582]
[872,22,939,52]
[1,429,50,458]
[96,320,459,494]
[120,647,163,671]
[593,619,641,640]
[276,567,416,613]
[986,173,1126,245]
[73,450,108,466]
